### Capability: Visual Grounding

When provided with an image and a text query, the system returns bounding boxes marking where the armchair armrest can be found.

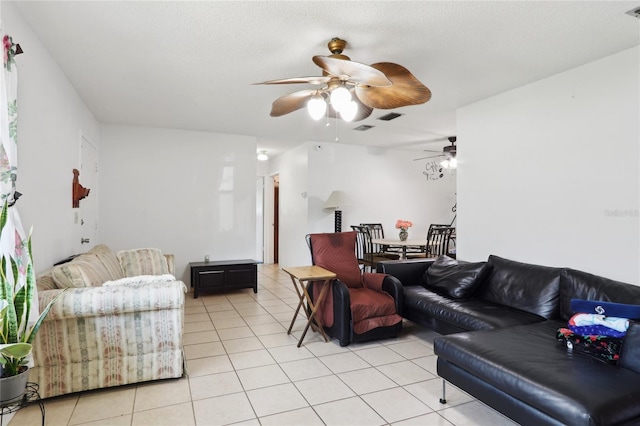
[361,272,403,317]
[308,279,352,346]
[376,258,436,286]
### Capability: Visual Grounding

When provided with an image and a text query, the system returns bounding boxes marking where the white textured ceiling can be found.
[13,1,640,156]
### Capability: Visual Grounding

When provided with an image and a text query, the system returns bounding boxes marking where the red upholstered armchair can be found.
[306,232,403,346]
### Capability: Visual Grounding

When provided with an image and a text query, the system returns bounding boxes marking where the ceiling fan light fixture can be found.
[440,155,457,170]
[340,101,358,122]
[330,85,351,112]
[307,94,327,120]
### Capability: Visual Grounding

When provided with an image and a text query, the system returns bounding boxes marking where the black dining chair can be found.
[426,225,456,257]
[360,223,401,256]
[407,224,456,258]
[351,225,398,272]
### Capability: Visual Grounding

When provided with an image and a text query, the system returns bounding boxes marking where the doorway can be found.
[273,174,279,264]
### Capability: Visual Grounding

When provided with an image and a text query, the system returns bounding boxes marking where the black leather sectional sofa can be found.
[378,255,640,426]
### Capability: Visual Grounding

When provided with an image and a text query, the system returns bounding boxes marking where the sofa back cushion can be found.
[559,268,640,321]
[476,255,562,319]
[51,253,114,288]
[36,269,58,291]
[88,244,125,280]
[619,321,640,374]
[117,248,170,277]
[422,255,490,299]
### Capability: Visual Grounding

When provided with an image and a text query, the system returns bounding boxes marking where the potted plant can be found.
[0,201,62,404]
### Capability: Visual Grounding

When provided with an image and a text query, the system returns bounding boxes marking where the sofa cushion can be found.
[51,254,113,288]
[88,244,125,280]
[620,322,640,374]
[476,255,562,320]
[434,321,640,426]
[102,274,176,287]
[404,286,545,331]
[560,268,640,321]
[422,255,489,299]
[36,268,58,291]
[117,248,170,277]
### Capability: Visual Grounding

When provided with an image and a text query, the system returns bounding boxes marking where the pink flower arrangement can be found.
[395,220,413,231]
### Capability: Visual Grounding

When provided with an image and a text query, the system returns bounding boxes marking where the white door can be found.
[80,136,98,247]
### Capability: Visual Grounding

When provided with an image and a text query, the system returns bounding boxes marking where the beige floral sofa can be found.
[30,244,186,399]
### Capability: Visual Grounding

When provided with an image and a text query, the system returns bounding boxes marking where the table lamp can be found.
[324,190,351,232]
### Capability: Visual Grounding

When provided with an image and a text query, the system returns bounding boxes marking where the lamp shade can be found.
[324,190,351,210]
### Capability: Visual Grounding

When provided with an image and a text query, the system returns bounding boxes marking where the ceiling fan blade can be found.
[312,56,391,87]
[254,76,331,85]
[413,154,444,161]
[356,62,431,109]
[270,90,317,117]
[328,90,373,121]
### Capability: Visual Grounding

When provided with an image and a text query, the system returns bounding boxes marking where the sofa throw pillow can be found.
[422,255,489,299]
[102,274,176,287]
[117,248,170,277]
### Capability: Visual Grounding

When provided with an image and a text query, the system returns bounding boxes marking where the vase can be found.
[399,229,409,241]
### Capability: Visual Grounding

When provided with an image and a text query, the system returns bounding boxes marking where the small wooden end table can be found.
[282,265,336,347]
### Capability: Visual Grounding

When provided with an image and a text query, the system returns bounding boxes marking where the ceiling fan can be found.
[413,136,457,165]
[254,38,431,122]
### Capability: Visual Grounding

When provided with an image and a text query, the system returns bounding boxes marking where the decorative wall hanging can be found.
[72,168,90,208]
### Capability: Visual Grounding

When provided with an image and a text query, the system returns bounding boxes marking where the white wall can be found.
[272,142,457,267]
[269,143,309,267]
[99,125,257,282]
[458,46,639,285]
[3,3,101,273]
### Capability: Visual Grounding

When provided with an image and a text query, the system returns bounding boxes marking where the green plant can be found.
[0,200,62,377]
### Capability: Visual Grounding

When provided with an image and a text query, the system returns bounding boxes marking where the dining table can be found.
[371,238,427,260]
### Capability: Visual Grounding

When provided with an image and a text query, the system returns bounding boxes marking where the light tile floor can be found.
[9,264,518,426]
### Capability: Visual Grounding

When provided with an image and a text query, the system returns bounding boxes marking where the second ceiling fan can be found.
[413,136,457,166]
[255,38,432,122]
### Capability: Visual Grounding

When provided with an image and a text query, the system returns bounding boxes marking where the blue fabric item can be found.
[568,324,627,339]
[570,299,640,319]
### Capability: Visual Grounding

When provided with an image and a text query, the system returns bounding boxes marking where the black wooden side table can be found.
[189,259,258,298]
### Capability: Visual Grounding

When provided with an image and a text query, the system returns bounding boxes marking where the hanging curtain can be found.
[1,25,33,311]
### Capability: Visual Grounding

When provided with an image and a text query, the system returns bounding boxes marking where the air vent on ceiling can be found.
[378,112,404,121]
[626,6,640,18]
[354,125,375,131]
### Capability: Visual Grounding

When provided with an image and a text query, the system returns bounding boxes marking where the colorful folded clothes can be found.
[556,328,622,364]
[570,299,640,319]
[568,313,629,338]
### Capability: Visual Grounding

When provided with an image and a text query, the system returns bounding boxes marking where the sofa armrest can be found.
[39,280,187,321]
[620,321,640,374]
[165,254,175,276]
[376,258,436,286]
